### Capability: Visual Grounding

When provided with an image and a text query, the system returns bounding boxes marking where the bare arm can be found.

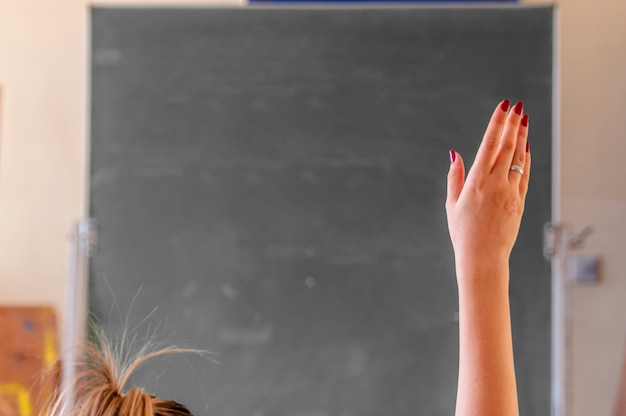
[446,100,530,416]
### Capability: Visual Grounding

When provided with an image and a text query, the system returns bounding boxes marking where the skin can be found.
[446,100,530,416]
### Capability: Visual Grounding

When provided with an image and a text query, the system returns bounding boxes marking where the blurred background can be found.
[0,0,624,415]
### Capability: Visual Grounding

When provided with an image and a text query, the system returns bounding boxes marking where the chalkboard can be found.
[90,7,553,416]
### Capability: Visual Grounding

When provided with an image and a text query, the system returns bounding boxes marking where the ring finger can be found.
[509,113,529,182]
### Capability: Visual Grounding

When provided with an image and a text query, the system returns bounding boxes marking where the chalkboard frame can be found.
[86,6,552,414]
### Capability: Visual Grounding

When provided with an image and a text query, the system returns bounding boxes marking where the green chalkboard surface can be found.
[90,7,553,415]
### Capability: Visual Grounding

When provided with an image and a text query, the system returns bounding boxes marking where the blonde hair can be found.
[47,326,209,416]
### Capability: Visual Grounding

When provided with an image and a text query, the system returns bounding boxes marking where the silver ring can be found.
[510,164,524,175]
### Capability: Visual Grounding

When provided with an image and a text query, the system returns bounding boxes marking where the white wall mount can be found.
[61,219,97,406]
[545,223,594,416]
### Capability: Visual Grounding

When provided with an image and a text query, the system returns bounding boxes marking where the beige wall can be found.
[1,1,624,414]
[526,0,626,415]
[0,1,87,310]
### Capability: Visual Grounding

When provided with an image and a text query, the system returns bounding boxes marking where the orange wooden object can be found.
[0,307,58,416]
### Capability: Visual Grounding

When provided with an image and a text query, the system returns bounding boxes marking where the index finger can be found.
[471,100,510,174]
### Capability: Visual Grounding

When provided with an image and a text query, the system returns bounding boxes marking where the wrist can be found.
[455,257,510,291]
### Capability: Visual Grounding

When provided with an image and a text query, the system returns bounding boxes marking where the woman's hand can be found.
[446,100,531,282]
[448,100,529,416]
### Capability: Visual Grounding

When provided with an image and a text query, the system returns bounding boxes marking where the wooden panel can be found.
[0,307,58,416]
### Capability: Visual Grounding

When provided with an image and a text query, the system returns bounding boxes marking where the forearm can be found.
[455,262,519,416]
[447,100,528,415]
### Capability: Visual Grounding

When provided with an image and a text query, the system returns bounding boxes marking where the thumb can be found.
[446,150,465,206]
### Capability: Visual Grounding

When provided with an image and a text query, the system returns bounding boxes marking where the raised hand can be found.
[446,100,530,283]
[446,99,529,416]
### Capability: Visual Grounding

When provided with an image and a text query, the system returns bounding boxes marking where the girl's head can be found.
[48,326,206,416]
[57,386,192,416]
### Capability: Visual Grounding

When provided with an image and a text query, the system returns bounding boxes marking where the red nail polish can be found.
[449,150,456,163]
[521,114,529,127]
[500,99,511,112]
[514,101,524,115]
[526,141,530,153]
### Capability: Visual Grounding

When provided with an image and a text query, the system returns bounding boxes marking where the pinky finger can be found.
[519,141,531,197]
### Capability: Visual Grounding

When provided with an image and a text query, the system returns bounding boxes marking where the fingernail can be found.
[500,99,511,112]
[521,114,529,127]
[526,141,530,153]
[514,101,524,115]
[522,114,528,127]
[449,150,456,163]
